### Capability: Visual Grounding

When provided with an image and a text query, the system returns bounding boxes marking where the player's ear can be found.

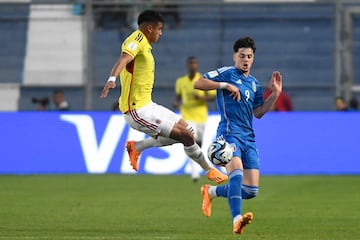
[146,23,153,33]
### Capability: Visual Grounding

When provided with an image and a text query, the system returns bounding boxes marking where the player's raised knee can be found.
[242,185,259,199]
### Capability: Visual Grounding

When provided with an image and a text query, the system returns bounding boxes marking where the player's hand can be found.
[226,84,241,101]
[269,71,282,95]
[100,81,116,98]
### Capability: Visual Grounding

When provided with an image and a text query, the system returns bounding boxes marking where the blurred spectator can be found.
[32,97,49,111]
[335,96,348,111]
[263,79,293,111]
[173,56,216,182]
[52,89,70,111]
[349,96,359,111]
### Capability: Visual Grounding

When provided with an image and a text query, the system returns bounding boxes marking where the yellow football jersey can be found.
[175,72,216,123]
[118,30,154,113]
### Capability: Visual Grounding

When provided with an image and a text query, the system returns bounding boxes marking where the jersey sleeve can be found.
[122,35,143,58]
[204,66,234,82]
[203,69,223,82]
[253,81,264,109]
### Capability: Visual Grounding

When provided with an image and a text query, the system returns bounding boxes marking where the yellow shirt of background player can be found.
[175,72,216,123]
[119,30,155,113]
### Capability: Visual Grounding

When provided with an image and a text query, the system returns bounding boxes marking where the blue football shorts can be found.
[221,133,260,170]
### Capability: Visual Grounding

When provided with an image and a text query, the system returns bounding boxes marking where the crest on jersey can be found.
[127,41,138,51]
[229,143,236,152]
[208,70,219,78]
[252,81,257,92]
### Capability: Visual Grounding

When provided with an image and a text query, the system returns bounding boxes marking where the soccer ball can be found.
[207,138,233,166]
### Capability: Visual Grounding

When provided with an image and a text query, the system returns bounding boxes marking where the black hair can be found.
[187,56,197,63]
[53,89,64,95]
[233,37,256,53]
[138,10,164,25]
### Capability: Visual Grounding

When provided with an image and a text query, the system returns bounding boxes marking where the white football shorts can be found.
[123,101,181,138]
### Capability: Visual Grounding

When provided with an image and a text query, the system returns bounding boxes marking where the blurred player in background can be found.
[335,96,348,111]
[194,37,282,235]
[52,89,70,111]
[172,56,216,182]
[100,10,227,184]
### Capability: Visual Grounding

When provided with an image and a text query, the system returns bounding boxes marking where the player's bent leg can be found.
[200,182,258,200]
[242,169,260,186]
[135,136,178,151]
[215,184,228,198]
[123,103,183,171]
[126,137,180,171]
[242,169,260,199]
[171,121,228,184]
[227,169,243,221]
[170,119,195,146]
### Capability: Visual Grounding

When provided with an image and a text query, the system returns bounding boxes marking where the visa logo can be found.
[59,114,221,174]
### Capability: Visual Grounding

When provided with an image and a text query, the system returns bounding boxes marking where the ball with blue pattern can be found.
[207,138,233,166]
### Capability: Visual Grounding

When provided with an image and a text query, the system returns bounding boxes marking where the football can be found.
[207,138,233,166]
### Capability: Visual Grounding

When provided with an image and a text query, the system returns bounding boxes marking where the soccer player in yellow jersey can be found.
[173,56,216,182]
[100,10,227,184]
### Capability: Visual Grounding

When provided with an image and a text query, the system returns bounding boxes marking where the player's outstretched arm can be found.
[194,77,240,101]
[100,53,133,98]
[253,71,283,118]
[172,94,181,109]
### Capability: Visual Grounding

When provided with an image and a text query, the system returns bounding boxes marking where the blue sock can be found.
[227,169,243,219]
[215,185,228,197]
[242,184,259,199]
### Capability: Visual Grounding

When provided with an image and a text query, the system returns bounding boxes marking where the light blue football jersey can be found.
[204,66,264,141]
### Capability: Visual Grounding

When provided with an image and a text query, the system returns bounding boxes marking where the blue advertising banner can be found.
[0,112,359,175]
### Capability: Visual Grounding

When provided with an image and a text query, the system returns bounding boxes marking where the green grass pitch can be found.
[0,175,359,240]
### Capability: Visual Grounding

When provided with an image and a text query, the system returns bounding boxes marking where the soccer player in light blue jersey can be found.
[194,36,282,235]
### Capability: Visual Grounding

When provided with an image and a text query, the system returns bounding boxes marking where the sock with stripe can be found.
[242,184,259,199]
[227,169,243,220]
[211,184,258,199]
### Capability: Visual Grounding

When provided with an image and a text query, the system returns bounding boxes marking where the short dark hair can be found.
[233,37,256,53]
[53,89,64,95]
[187,56,197,63]
[138,10,164,25]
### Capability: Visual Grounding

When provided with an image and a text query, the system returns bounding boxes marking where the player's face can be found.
[148,22,163,43]
[233,48,254,74]
[187,59,198,74]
